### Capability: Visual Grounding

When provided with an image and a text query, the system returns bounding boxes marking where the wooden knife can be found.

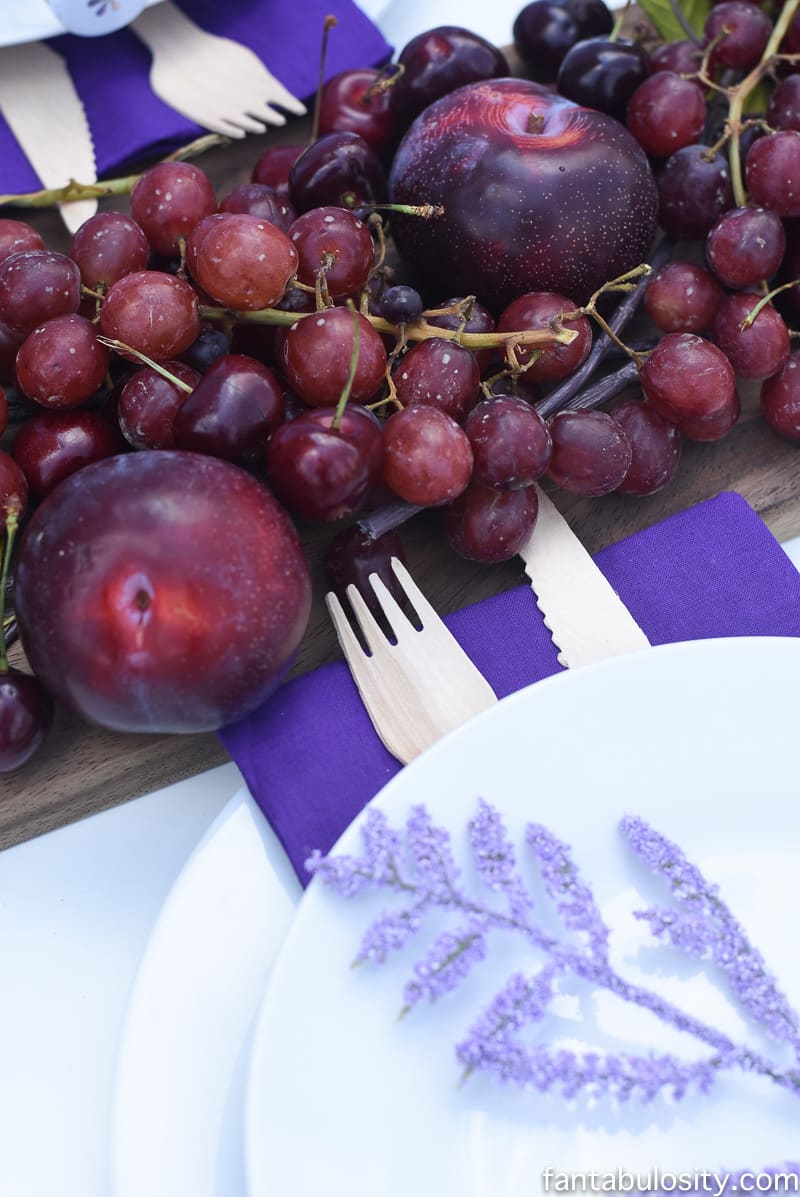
[519,484,651,667]
[0,42,98,234]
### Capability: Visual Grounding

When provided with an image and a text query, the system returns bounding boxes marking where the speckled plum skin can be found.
[14,452,311,733]
[388,78,659,310]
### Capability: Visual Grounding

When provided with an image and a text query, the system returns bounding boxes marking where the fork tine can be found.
[345,583,389,656]
[204,116,247,138]
[389,558,440,627]
[220,113,269,135]
[243,104,288,128]
[234,112,271,134]
[328,562,499,765]
[366,572,415,643]
[250,87,307,118]
[326,591,369,670]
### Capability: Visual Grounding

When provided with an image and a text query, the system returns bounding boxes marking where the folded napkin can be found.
[0,0,391,195]
[220,493,800,884]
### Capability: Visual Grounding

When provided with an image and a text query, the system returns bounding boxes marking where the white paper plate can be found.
[246,636,800,1197]
[110,787,301,1197]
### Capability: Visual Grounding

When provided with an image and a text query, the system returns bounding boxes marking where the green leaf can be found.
[742,77,771,114]
[637,0,711,42]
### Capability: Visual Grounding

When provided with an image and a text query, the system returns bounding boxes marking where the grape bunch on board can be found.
[1,0,798,769]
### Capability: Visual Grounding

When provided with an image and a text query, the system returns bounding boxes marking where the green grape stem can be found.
[331,302,361,432]
[725,0,800,206]
[95,338,195,392]
[198,303,579,354]
[0,133,226,210]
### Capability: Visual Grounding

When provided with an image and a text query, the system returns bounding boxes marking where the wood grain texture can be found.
[3,36,800,847]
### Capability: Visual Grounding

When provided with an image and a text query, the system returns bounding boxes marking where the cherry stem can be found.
[0,133,225,210]
[311,15,338,143]
[695,33,735,97]
[95,337,195,393]
[331,302,361,432]
[368,213,388,277]
[741,277,800,327]
[314,261,334,310]
[608,2,629,42]
[362,62,403,103]
[361,203,445,219]
[0,510,19,674]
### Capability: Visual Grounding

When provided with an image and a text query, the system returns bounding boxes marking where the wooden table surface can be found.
[3,74,800,849]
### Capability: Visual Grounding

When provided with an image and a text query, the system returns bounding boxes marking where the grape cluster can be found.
[3,1,800,767]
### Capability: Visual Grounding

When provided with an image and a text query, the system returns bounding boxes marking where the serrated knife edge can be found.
[520,484,651,668]
[0,41,98,234]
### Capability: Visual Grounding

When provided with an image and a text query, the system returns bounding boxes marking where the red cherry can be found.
[12,410,126,499]
[0,669,54,773]
[267,418,370,521]
[173,354,285,462]
[319,68,400,157]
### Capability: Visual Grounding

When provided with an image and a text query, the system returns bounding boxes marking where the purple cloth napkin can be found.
[219,492,800,884]
[0,0,392,194]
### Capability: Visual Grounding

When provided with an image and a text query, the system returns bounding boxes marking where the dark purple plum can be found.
[13,452,311,733]
[388,78,658,310]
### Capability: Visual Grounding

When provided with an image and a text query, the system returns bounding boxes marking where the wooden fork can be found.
[131,1,306,138]
[326,559,498,765]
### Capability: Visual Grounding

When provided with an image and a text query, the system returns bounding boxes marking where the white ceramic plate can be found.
[0,0,162,47]
[110,786,301,1197]
[246,637,800,1197]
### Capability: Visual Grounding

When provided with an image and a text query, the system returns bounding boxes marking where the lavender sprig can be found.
[360,806,406,885]
[622,816,800,1061]
[309,801,800,1104]
[527,822,609,961]
[456,965,561,1078]
[306,846,372,897]
[402,922,487,1012]
[459,1041,720,1101]
[406,804,462,897]
[469,798,533,923]
[354,904,425,965]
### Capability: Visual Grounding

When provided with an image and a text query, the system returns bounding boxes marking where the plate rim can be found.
[109,784,301,1197]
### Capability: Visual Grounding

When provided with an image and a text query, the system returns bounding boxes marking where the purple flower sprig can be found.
[308,801,800,1106]
[527,822,609,962]
[622,816,800,1063]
